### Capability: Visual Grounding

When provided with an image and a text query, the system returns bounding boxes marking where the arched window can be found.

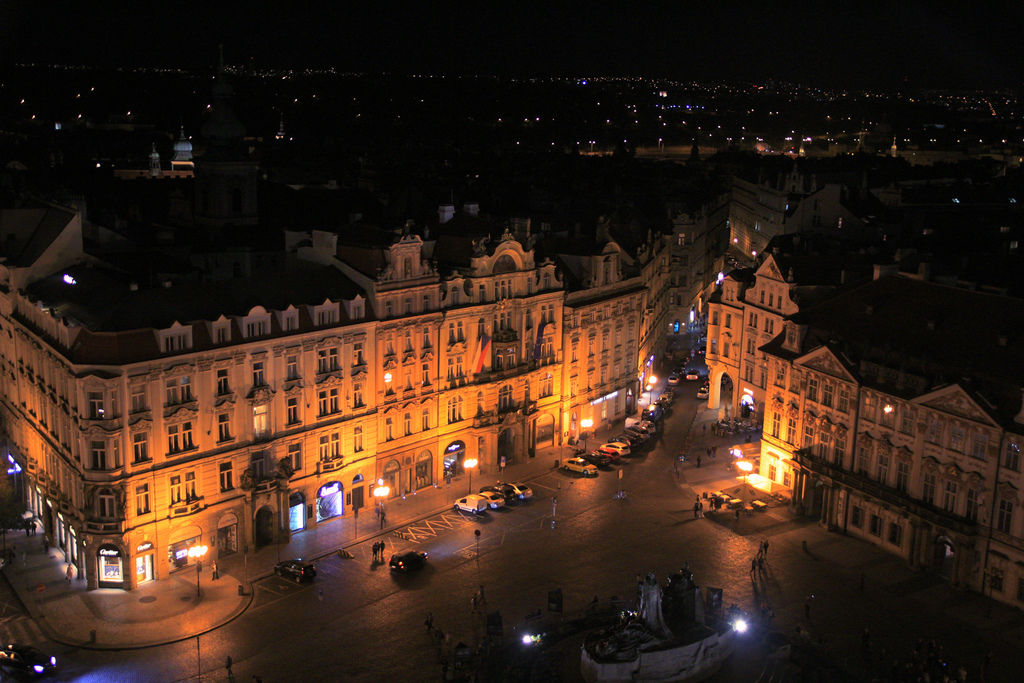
[415,450,433,489]
[493,254,516,274]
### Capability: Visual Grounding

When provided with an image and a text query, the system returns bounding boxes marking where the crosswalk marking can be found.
[0,616,44,645]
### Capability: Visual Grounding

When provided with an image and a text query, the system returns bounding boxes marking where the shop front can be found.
[97,543,125,588]
[217,512,238,555]
[135,541,155,585]
[443,441,466,477]
[288,491,306,532]
[316,482,343,523]
[414,451,433,490]
[168,526,203,572]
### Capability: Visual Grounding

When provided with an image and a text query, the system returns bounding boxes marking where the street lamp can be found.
[646,375,658,409]
[373,478,390,529]
[188,544,208,599]
[737,460,754,488]
[464,457,478,495]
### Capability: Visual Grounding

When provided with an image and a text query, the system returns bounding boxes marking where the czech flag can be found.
[475,332,491,373]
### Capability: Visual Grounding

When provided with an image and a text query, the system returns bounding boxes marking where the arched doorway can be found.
[498,428,516,466]
[317,482,343,522]
[254,506,275,547]
[415,450,433,489]
[933,536,955,579]
[443,441,465,477]
[382,459,401,497]
[533,414,555,451]
[711,371,734,416]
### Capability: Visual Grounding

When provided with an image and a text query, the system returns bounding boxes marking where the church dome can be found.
[172,126,193,161]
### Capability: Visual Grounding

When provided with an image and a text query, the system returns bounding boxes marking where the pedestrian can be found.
[317,587,324,602]
[757,555,765,573]
[750,558,757,575]
[212,561,219,580]
[698,500,704,518]
[65,563,73,584]
[693,501,700,519]
[673,460,679,477]
[763,539,769,557]
[225,656,233,676]
[735,508,741,522]
[23,520,30,537]
[702,424,707,435]
[425,611,434,630]
[696,455,702,468]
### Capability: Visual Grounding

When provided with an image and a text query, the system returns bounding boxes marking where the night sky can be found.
[3,2,1022,88]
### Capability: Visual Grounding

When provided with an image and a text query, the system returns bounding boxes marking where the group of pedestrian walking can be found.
[371,540,386,562]
[749,539,770,579]
[692,497,704,518]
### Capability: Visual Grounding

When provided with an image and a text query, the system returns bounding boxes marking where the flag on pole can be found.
[533,320,547,360]
[475,332,491,373]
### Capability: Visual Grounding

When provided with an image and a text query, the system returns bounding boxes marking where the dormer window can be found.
[243,307,272,338]
[213,319,231,344]
[345,297,365,320]
[314,301,339,327]
[157,322,193,354]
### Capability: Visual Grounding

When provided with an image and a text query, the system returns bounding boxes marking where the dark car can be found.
[613,433,642,447]
[389,550,428,572]
[480,483,518,504]
[274,559,317,583]
[0,644,57,676]
[580,451,611,468]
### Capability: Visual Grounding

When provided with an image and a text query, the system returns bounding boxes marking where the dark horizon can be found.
[3,3,1023,89]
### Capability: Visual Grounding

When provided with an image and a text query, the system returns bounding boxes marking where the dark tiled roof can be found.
[26,263,364,332]
[0,207,75,267]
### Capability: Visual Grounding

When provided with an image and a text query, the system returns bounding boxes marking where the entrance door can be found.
[933,537,955,579]
[498,429,515,466]
[254,507,275,547]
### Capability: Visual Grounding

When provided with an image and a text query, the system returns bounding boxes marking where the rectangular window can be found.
[422,408,430,431]
[404,412,412,436]
[877,453,890,484]
[91,440,107,470]
[353,426,363,452]
[252,361,265,386]
[288,443,302,472]
[132,432,149,463]
[966,488,979,522]
[821,383,833,408]
[385,417,394,441]
[169,475,183,504]
[922,472,936,505]
[88,391,105,418]
[185,470,197,500]
[216,369,230,395]
[135,484,150,515]
[353,384,363,408]
[998,500,1014,534]
[287,397,299,425]
[851,505,862,528]
[219,462,234,492]
[861,394,875,422]
[786,417,796,444]
[353,342,365,365]
[167,424,180,454]
[856,442,870,473]
[286,355,299,380]
[131,387,147,413]
[1004,443,1021,472]
[806,377,818,402]
[217,413,232,442]
[971,432,988,460]
[770,412,781,438]
[949,424,965,452]
[317,348,340,373]
[803,425,815,450]
[887,522,902,547]
[869,514,882,537]
[896,461,909,493]
[942,480,958,512]
[165,377,193,405]
[837,388,850,413]
[899,409,914,434]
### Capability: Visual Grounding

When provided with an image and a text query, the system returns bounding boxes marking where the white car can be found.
[563,457,598,477]
[598,442,631,457]
[453,494,489,514]
[506,482,534,500]
[477,490,506,509]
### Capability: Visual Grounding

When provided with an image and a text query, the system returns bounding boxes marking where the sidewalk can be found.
[0,437,573,650]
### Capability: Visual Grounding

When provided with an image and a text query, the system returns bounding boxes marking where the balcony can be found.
[254,479,278,495]
[84,518,125,534]
[493,328,518,343]
[473,412,496,428]
[319,459,344,474]
[169,496,205,518]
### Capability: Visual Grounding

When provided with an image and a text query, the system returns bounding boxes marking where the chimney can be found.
[438,204,455,224]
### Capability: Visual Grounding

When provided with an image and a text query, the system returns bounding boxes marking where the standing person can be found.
[693,501,700,519]
[65,563,73,584]
[225,656,234,678]
[696,454,702,468]
[750,558,757,576]
[763,539,769,557]
[212,561,219,580]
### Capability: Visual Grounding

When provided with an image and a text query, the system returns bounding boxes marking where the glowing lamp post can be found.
[737,460,754,487]
[373,478,390,529]
[646,375,658,409]
[188,544,208,599]
[580,419,593,451]
[464,457,478,495]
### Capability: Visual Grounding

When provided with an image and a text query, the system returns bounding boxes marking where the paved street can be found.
[4,334,1024,681]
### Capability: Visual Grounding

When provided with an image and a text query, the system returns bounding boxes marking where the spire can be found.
[275,113,286,141]
[890,136,898,158]
[149,143,161,177]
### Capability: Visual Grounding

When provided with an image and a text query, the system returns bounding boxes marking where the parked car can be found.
[563,457,598,476]
[274,559,317,583]
[480,483,518,504]
[614,432,644,447]
[389,550,428,572]
[506,482,534,500]
[477,490,506,509]
[454,494,490,514]
[580,451,611,468]
[599,442,631,457]
[667,373,680,385]
[0,644,57,677]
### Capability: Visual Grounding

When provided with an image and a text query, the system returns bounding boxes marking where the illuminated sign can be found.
[98,547,120,557]
[590,391,619,406]
[446,441,465,453]
[136,542,153,553]
[742,388,754,396]
[319,482,340,496]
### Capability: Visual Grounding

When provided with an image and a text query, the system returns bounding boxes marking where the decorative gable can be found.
[914,384,998,426]
[795,346,855,382]
[756,255,784,282]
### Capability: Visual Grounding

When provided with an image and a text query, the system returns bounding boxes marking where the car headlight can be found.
[732,618,748,634]
[50,656,57,666]
[33,664,45,673]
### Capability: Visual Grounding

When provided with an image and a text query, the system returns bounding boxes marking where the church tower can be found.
[890,136,898,158]
[194,48,259,227]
